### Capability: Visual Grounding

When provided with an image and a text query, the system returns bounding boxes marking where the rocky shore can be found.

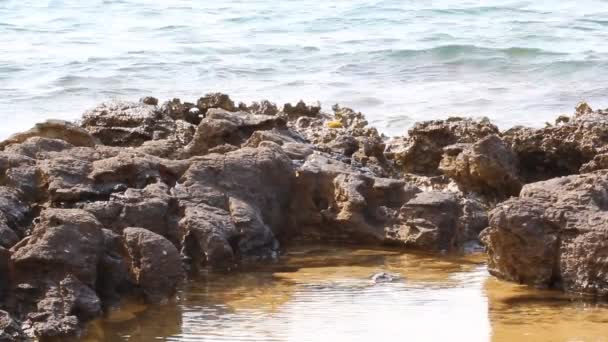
[0,93,607,340]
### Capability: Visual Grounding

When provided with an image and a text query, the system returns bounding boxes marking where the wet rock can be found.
[0,120,99,151]
[96,229,128,303]
[122,227,184,302]
[481,171,608,296]
[439,135,522,198]
[22,275,101,339]
[370,272,401,283]
[385,117,499,175]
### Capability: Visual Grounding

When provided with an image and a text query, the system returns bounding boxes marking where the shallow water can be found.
[84,246,608,342]
[2,0,608,138]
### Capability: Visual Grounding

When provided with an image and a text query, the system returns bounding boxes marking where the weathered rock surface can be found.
[504,105,608,182]
[481,171,608,297]
[122,227,184,302]
[1,94,607,338]
[439,135,522,199]
[385,117,499,175]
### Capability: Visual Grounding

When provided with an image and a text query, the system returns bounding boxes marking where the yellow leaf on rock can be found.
[327,120,343,128]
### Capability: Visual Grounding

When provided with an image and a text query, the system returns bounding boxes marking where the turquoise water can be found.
[2,0,608,138]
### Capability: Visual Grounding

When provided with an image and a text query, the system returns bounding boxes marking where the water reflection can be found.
[84,245,608,342]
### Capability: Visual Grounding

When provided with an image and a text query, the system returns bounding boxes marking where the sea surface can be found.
[84,246,608,342]
[2,0,608,138]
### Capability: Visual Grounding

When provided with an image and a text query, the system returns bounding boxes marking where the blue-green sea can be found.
[1,0,608,138]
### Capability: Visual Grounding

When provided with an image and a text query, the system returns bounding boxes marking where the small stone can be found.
[370,272,401,283]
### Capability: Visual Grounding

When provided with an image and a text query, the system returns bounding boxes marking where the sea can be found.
[2,0,608,138]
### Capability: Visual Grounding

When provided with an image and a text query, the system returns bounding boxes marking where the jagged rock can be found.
[160,98,199,124]
[176,146,293,268]
[96,229,128,303]
[242,100,279,116]
[122,227,184,302]
[503,106,608,182]
[579,151,608,173]
[196,93,236,114]
[0,120,99,150]
[290,154,403,242]
[0,187,30,245]
[9,209,105,339]
[80,101,191,147]
[283,100,321,119]
[0,247,9,302]
[184,109,286,156]
[481,171,608,296]
[386,191,488,251]
[0,310,23,341]
[5,93,606,337]
[385,117,499,175]
[11,209,104,287]
[439,135,522,198]
[290,153,486,250]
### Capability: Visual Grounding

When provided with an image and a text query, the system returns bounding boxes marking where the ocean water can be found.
[1,0,608,139]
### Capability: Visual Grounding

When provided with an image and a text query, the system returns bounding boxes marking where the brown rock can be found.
[439,135,522,198]
[80,101,191,147]
[504,106,608,182]
[481,171,608,296]
[184,109,286,156]
[122,227,184,302]
[0,120,99,150]
[385,117,499,175]
[11,209,104,287]
[196,92,236,113]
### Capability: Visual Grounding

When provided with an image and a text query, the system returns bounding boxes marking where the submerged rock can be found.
[370,272,401,283]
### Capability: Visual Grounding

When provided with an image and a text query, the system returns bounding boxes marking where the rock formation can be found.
[0,93,607,339]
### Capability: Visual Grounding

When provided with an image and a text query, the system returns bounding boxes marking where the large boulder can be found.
[481,171,608,296]
[9,209,105,339]
[176,146,294,268]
